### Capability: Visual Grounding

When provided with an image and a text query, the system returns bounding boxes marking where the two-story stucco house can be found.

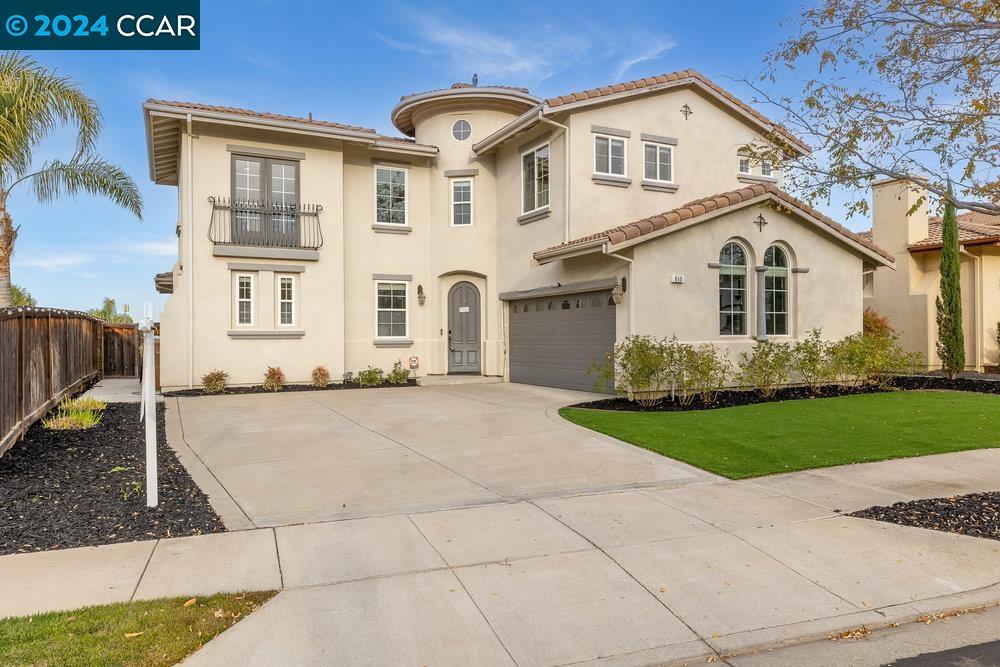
[145,69,893,392]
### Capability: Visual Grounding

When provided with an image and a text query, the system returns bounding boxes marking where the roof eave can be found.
[909,238,1000,253]
[532,238,607,264]
[391,88,541,136]
[472,105,544,155]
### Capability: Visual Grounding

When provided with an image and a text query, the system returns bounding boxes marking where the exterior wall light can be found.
[611,283,624,305]
[417,284,426,306]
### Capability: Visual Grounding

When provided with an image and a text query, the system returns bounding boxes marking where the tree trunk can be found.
[0,205,16,309]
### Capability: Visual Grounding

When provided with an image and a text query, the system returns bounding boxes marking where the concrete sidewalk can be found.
[3,458,999,664]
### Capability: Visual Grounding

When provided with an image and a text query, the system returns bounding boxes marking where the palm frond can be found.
[0,52,101,181]
[25,157,143,219]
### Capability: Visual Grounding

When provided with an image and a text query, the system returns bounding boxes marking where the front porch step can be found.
[417,374,504,387]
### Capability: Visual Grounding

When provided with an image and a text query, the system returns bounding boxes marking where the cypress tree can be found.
[935,194,965,379]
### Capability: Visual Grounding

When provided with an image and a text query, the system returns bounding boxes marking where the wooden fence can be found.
[103,324,139,378]
[0,308,104,458]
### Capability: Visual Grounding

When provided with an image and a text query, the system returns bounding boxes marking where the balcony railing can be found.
[208,197,323,250]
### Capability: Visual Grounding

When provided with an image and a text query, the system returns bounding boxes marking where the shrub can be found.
[387,361,410,386]
[830,331,923,389]
[589,335,683,407]
[678,344,731,405]
[201,370,228,394]
[735,340,793,397]
[311,366,331,388]
[791,328,836,394]
[61,397,108,412]
[262,366,285,391]
[357,366,385,387]
[43,403,103,430]
[863,308,895,339]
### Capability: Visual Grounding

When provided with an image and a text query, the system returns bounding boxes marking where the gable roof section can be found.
[144,99,436,185]
[534,183,894,266]
[474,69,809,156]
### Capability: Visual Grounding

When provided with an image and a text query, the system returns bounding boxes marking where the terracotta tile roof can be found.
[400,83,532,100]
[908,212,1000,250]
[146,99,379,133]
[535,183,893,263]
[545,69,808,154]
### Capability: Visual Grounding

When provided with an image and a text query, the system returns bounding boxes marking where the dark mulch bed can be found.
[163,378,417,397]
[851,492,1000,542]
[570,374,1000,412]
[0,403,225,555]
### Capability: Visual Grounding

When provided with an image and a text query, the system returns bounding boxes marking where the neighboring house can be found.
[145,69,893,391]
[863,179,1000,371]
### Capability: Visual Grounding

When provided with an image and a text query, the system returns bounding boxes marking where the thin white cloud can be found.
[130,239,177,257]
[15,251,95,272]
[379,10,676,88]
[614,39,678,80]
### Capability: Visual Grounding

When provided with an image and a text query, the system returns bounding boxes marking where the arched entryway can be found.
[447,281,481,374]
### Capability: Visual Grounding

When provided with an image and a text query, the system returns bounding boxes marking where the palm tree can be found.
[88,296,133,323]
[0,53,143,308]
[10,283,35,306]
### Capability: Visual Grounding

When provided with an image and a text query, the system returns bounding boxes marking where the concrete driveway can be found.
[171,383,714,528]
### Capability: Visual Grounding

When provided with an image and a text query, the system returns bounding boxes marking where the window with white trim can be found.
[375,167,407,225]
[643,142,673,182]
[451,179,472,226]
[522,144,550,213]
[595,135,626,176]
[764,245,789,335]
[719,242,747,336]
[235,273,254,326]
[761,161,773,177]
[277,275,295,326]
[738,156,751,174]
[376,281,407,338]
[452,119,471,141]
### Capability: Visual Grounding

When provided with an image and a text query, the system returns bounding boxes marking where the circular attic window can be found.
[452,119,472,141]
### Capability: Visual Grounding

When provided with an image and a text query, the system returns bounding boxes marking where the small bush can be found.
[735,340,794,397]
[357,366,385,387]
[589,335,684,407]
[830,331,923,389]
[43,405,103,430]
[311,366,331,388]
[679,344,730,405]
[61,397,108,412]
[387,361,410,386]
[791,328,836,394]
[262,366,285,391]
[863,308,895,338]
[202,370,229,394]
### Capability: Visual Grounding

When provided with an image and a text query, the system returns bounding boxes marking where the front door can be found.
[448,282,481,374]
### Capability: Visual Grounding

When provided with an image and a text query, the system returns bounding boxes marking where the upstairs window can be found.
[451,179,473,226]
[232,156,299,242]
[522,144,550,213]
[375,167,407,225]
[643,143,673,183]
[761,161,773,177]
[376,281,408,338]
[738,156,751,174]
[595,135,626,176]
[719,242,747,336]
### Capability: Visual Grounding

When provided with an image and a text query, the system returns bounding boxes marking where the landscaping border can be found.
[163,378,417,397]
[568,374,1000,412]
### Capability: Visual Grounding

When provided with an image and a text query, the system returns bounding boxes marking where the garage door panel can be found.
[508,289,615,393]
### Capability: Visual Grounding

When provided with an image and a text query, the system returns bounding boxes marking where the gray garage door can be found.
[509,290,616,392]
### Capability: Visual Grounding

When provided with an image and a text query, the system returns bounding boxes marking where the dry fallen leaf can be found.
[183,598,197,607]
[124,632,144,639]
[214,609,226,619]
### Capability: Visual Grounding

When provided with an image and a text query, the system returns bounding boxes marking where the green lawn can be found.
[0,591,276,666]
[560,390,1000,479]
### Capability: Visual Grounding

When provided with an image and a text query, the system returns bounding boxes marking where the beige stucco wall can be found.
[629,203,863,363]
[159,123,347,389]
[865,179,999,370]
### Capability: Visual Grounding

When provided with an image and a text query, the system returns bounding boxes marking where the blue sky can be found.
[11,0,838,317]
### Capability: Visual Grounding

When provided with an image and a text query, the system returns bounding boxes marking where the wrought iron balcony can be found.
[208,197,323,250]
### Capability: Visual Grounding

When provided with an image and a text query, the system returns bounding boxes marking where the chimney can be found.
[472,73,479,87]
[872,178,929,250]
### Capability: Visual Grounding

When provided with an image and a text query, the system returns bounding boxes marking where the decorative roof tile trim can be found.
[145,99,419,146]
[534,183,894,263]
[908,219,1000,251]
[401,83,532,100]
[544,69,808,154]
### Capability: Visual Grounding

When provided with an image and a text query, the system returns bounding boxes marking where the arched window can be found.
[764,245,789,335]
[719,242,747,335]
